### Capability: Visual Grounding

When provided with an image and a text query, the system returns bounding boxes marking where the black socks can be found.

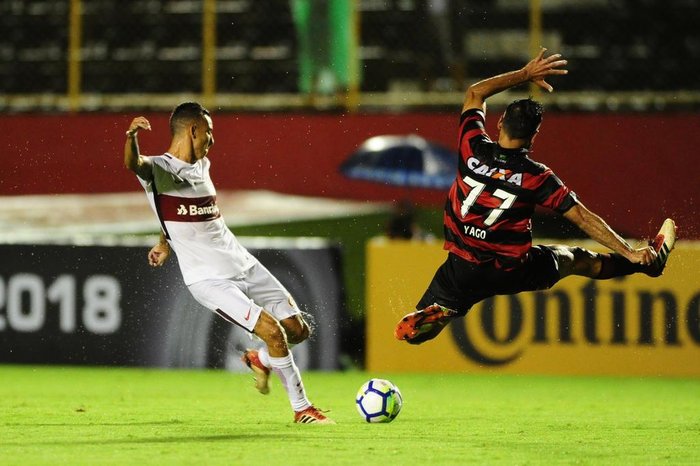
[597,253,644,279]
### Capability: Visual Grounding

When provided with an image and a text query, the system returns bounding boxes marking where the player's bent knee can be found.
[253,312,288,351]
[569,247,601,277]
[550,245,584,279]
[281,315,310,344]
[571,246,597,262]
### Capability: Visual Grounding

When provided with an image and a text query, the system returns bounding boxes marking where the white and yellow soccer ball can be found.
[355,378,403,423]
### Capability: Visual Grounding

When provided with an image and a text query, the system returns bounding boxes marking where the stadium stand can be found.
[1,0,698,108]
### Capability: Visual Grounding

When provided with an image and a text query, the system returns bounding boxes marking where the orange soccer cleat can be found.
[294,406,335,424]
[394,303,458,345]
[241,349,270,395]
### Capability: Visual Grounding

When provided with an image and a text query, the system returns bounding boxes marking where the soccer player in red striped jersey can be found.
[395,48,677,345]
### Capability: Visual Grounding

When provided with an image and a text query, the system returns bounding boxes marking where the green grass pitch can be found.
[1,366,698,465]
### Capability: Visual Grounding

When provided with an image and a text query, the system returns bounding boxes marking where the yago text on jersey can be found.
[464,224,487,239]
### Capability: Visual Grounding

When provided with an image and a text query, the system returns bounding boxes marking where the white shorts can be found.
[187,260,300,333]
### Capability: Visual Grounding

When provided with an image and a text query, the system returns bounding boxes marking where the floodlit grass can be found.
[1,366,698,465]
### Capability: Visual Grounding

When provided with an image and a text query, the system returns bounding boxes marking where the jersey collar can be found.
[495,145,529,160]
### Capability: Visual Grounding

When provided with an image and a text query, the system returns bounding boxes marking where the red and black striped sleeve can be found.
[530,166,578,213]
[459,109,491,162]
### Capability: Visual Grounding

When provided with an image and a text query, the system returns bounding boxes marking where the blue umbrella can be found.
[339,135,457,190]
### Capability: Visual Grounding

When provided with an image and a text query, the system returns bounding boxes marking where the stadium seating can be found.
[1,0,698,96]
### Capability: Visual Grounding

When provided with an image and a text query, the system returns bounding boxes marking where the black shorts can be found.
[417,246,561,316]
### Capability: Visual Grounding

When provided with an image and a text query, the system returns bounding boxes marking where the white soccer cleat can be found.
[644,218,677,277]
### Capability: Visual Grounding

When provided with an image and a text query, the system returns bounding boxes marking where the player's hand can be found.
[127,116,152,137]
[625,246,657,266]
[522,47,568,92]
[148,242,170,267]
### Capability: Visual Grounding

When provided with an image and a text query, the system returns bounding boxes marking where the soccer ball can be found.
[355,378,403,423]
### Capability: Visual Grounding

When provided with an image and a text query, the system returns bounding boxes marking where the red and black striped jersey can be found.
[443,108,578,269]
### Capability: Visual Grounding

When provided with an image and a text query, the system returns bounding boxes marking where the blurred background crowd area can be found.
[2,0,700,112]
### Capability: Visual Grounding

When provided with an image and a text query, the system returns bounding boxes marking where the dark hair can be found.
[169,102,210,135]
[502,98,544,140]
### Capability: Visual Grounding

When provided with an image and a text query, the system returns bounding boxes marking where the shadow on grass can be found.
[3,422,409,447]
[4,420,184,427]
[3,433,297,447]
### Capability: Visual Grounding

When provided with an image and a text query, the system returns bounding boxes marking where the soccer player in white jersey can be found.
[124,102,333,424]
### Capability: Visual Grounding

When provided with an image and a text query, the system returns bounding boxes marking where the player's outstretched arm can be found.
[462,47,568,113]
[563,202,657,265]
[148,232,170,267]
[124,116,153,180]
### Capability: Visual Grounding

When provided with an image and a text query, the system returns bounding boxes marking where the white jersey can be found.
[138,153,255,285]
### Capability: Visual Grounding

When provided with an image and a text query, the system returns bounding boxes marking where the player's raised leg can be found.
[241,313,309,393]
[240,266,311,395]
[241,313,310,395]
[556,218,677,280]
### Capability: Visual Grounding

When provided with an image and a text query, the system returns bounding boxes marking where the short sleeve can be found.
[534,170,579,213]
